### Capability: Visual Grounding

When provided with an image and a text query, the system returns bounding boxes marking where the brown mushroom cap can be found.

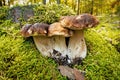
[48,22,73,37]
[28,23,49,36]
[60,15,75,28]
[20,24,32,37]
[60,13,99,30]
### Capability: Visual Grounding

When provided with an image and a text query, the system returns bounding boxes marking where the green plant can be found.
[28,3,75,24]
[0,4,120,80]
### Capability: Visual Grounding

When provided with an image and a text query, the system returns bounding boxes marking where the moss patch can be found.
[0,4,120,80]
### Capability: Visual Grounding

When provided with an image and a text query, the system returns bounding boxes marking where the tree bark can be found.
[8,0,10,6]
[64,0,67,5]
[49,0,51,4]
[90,0,94,14]
[42,0,46,4]
[0,1,2,6]
[3,0,5,6]
[57,0,60,4]
[77,0,80,15]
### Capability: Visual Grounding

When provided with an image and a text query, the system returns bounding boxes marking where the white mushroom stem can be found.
[33,36,53,57]
[33,36,68,57]
[67,30,87,60]
[52,36,67,57]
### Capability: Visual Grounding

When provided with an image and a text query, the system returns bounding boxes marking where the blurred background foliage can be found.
[0,0,120,80]
[0,0,120,15]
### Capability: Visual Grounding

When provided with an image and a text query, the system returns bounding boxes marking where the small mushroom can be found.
[21,23,53,56]
[30,23,55,56]
[48,22,73,60]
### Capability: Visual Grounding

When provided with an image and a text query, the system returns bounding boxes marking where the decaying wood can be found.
[58,66,75,79]
[58,65,85,80]
[20,23,87,64]
[73,68,85,80]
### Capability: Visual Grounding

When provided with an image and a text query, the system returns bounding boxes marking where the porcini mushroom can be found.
[20,14,99,65]
[60,13,99,63]
[48,22,73,63]
[21,23,53,56]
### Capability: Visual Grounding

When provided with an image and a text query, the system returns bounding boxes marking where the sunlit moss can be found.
[0,4,120,80]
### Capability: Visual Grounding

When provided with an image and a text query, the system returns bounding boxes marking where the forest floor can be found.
[0,15,120,80]
[0,4,120,80]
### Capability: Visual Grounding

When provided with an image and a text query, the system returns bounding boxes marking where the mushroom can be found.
[21,23,53,56]
[48,22,73,62]
[20,14,99,65]
[60,13,99,63]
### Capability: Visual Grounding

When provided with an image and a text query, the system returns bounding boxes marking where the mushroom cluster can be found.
[20,13,99,65]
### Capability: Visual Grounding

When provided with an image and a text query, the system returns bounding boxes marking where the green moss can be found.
[0,4,73,80]
[0,6,9,23]
[28,3,75,24]
[0,4,120,80]
[0,35,66,80]
[75,18,120,79]
[83,29,120,80]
